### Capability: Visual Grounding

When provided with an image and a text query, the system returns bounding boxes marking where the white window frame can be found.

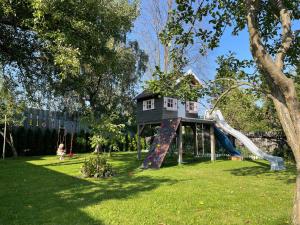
[164,97,178,111]
[186,101,198,113]
[143,99,155,111]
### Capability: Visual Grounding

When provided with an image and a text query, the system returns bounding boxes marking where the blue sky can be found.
[128,0,253,82]
[129,0,300,83]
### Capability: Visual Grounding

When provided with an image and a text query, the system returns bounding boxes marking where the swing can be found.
[68,131,74,157]
[56,128,67,160]
[56,121,76,158]
[68,122,75,157]
[56,128,67,149]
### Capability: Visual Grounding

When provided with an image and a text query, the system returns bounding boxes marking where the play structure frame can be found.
[137,111,285,170]
[137,117,217,165]
[135,70,284,170]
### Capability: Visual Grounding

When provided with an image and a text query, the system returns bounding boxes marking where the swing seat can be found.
[57,143,66,156]
[57,149,66,156]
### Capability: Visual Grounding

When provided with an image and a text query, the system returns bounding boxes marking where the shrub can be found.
[81,155,115,178]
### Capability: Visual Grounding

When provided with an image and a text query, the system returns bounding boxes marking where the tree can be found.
[0,77,24,157]
[0,0,141,108]
[54,40,148,117]
[133,0,209,80]
[135,0,173,74]
[212,54,282,132]
[150,0,300,222]
[1,1,147,159]
[88,114,125,157]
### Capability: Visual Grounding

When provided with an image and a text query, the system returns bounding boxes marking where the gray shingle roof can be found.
[135,90,158,100]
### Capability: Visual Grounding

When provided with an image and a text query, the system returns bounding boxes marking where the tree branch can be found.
[209,78,272,113]
[275,0,293,70]
[245,0,292,93]
[210,84,240,112]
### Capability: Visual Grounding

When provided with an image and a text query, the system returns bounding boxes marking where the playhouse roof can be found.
[136,69,201,100]
[176,69,202,85]
[135,90,158,100]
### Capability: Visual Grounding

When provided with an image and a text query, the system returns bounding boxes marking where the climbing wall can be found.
[142,118,181,169]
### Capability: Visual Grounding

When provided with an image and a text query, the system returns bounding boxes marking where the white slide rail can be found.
[206,110,285,171]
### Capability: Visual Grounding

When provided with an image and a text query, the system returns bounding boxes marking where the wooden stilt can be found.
[201,123,205,155]
[178,122,183,165]
[137,124,141,160]
[210,125,216,161]
[194,124,199,156]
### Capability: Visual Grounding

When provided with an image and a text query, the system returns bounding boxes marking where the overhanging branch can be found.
[275,0,293,70]
[209,78,272,113]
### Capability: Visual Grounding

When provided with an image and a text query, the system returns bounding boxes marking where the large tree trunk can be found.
[246,1,300,223]
[294,168,300,224]
[295,170,300,225]
[270,84,300,224]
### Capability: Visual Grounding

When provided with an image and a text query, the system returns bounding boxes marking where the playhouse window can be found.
[143,99,155,111]
[164,97,178,111]
[186,101,198,113]
[189,103,195,111]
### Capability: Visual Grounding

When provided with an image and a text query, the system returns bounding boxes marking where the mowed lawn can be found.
[0,152,296,225]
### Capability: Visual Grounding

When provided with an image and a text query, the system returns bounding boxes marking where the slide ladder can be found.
[142,118,181,169]
[209,110,285,171]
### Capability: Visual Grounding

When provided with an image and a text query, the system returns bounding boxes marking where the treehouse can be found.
[136,70,217,169]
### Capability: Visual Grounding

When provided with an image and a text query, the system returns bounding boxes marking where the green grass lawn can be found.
[0,152,296,225]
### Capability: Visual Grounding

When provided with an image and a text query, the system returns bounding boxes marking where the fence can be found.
[0,126,91,157]
[1,126,142,157]
[23,108,88,134]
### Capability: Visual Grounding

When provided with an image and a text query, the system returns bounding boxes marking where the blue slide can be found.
[214,127,241,156]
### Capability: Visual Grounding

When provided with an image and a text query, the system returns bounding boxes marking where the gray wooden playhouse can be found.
[136,71,218,168]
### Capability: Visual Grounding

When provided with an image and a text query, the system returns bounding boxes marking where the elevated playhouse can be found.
[136,71,285,171]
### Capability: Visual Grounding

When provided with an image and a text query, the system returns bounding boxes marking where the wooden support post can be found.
[178,122,183,165]
[194,124,199,156]
[201,123,205,156]
[137,124,141,160]
[210,125,216,161]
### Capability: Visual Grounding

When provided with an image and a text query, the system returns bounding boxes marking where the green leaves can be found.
[146,68,202,101]
[87,113,126,152]
[0,79,25,126]
[0,0,142,107]
[162,0,299,68]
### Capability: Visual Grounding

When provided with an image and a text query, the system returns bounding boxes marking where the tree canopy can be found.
[211,54,280,132]
[0,0,148,156]
[0,0,145,110]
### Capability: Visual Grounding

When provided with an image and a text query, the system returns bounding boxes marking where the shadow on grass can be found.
[42,152,141,173]
[162,153,212,168]
[0,155,175,225]
[42,159,86,167]
[224,159,296,184]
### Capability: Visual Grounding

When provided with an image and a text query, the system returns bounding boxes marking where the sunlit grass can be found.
[0,152,296,225]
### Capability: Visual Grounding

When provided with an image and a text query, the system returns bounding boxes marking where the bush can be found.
[81,154,115,178]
